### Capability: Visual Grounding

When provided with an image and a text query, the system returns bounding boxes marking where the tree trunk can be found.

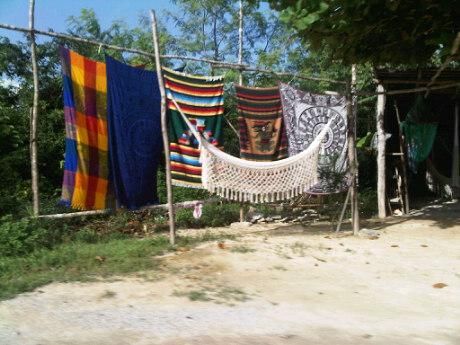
[29,0,40,216]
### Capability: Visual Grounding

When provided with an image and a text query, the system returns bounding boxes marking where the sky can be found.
[0,0,176,42]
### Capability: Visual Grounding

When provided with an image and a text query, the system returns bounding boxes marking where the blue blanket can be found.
[106,56,162,209]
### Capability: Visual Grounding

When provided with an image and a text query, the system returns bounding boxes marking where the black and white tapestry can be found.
[279,83,349,194]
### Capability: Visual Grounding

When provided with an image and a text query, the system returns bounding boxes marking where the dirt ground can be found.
[0,201,459,345]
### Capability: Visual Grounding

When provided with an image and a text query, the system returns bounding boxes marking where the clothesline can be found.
[0,22,344,85]
[0,22,457,97]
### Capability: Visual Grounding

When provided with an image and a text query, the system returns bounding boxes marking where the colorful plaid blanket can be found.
[60,47,109,209]
[235,85,288,161]
[163,67,224,188]
[279,83,349,194]
[106,56,163,209]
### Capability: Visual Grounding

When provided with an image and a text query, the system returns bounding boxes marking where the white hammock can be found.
[169,96,333,203]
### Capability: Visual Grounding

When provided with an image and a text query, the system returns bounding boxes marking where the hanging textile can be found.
[59,47,109,210]
[401,95,438,173]
[235,85,288,161]
[163,67,224,188]
[401,122,437,173]
[106,56,163,209]
[279,83,349,194]
[169,95,332,203]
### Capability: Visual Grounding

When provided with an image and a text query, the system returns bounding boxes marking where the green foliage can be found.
[0,216,69,257]
[175,203,240,228]
[0,236,171,300]
[265,0,460,64]
[359,188,378,217]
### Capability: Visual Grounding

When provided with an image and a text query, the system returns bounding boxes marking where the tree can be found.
[263,0,460,65]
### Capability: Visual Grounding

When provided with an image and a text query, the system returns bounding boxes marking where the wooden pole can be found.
[376,83,386,218]
[453,102,459,187]
[150,10,176,245]
[347,67,359,234]
[394,101,410,213]
[29,0,39,217]
[335,188,351,233]
[238,0,245,222]
[38,198,220,219]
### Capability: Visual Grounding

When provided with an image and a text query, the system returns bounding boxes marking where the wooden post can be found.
[335,188,351,233]
[347,69,359,235]
[394,101,410,213]
[452,102,459,187]
[29,0,40,217]
[150,10,176,245]
[376,83,386,218]
[238,0,245,222]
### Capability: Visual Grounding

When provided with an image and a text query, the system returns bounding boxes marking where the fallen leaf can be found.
[218,242,226,249]
[95,256,106,262]
[176,247,190,252]
[421,244,428,247]
[432,283,448,289]
[391,245,399,248]
[312,256,327,262]
[324,236,331,239]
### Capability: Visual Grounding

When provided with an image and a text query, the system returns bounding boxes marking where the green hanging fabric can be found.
[401,95,438,173]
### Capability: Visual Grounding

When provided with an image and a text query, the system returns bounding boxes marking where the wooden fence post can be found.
[376,83,387,218]
[347,68,359,235]
[29,0,40,216]
[150,10,176,245]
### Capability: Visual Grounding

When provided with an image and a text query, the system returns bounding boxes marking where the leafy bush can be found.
[359,188,378,217]
[0,216,69,257]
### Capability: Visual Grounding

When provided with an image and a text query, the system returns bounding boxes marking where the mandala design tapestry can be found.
[279,83,349,194]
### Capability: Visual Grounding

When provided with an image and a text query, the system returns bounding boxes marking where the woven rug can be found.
[235,85,288,161]
[279,83,349,194]
[106,56,163,209]
[59,47,109,210]
[163,67,224,188]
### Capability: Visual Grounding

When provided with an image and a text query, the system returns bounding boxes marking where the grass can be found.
[230,245,256,254]
[0,236,171,300]
[173,289,212,302]
[0,231,236,301]
[173,286,249,304]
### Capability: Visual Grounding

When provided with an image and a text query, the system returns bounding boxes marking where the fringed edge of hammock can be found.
[204,181,317,203]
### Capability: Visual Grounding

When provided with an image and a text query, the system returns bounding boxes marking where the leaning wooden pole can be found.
[29,0,40,216]
[150,10,176,245]
[347,68,359,234]
[376,83,387,218]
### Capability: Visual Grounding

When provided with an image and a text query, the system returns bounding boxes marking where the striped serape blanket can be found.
[235,85,288,161]
[60,47,109,209]
[163,67,224,188]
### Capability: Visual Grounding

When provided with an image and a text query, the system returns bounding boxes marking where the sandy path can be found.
[0,202,459,345]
